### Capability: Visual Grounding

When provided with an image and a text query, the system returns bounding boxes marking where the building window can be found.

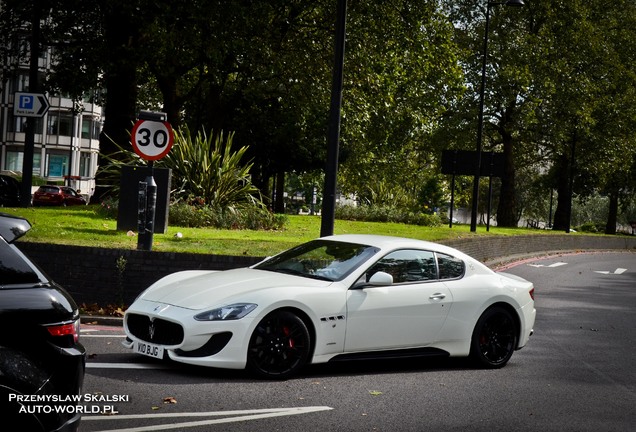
[47,153,68,177]
[7,114,43,133]
[47,113,73,136]
[79,152,91,177]
[82,118,93,139]
[10,73,29,93]
[81,117,101,140]
[4,150,41,174]
[7,114,28,132]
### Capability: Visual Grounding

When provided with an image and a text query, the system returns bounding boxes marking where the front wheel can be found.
[246,310,311,380]
[470,306,517,368]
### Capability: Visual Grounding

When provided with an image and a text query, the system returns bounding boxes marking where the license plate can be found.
[134,341,164,359]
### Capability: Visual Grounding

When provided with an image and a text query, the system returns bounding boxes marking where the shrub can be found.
[96,196,119,219]
[96,126,266,210]
[577,222,605,233]
[335,204,442,226]
[169,203,287,230]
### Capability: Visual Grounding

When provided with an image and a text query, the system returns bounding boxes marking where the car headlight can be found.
[194,303,258,321]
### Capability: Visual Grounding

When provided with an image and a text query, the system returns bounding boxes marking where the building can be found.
[0,36,102,201]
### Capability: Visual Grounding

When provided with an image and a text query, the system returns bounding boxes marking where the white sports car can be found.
[123,234,535,379]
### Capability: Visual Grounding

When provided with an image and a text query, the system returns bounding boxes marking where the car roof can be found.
[320,234,467,256]
[0,213,31,243]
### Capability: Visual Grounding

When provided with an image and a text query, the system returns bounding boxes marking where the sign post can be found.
[14,92,50,207]
[131,111,173,251]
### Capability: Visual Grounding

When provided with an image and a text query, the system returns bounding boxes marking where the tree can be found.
[338,1,464,199]
[438,0,532,227]
[526,0,636,231]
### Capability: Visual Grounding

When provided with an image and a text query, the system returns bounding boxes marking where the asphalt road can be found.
[78,251,636,432]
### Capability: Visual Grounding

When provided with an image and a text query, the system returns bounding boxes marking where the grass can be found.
[2,205,569,257]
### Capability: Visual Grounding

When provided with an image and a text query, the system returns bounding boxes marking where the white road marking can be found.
[82,406,334,432]
[594,268,627,275]
[528,262,568,268]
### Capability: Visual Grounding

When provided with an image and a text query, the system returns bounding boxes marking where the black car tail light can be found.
[46,320,80,344]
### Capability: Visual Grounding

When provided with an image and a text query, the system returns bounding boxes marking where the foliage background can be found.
[2,1,636,233]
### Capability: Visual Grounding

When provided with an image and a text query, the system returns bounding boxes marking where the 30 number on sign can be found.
[131,120,174,161]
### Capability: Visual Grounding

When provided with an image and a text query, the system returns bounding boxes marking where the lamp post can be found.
[470,0,524,232]
[320,0,348,237]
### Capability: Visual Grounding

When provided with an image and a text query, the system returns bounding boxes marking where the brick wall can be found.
[19,243,262,306]
[17,234,636,306]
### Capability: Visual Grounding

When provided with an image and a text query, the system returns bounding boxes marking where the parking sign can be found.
[13,92,50,117]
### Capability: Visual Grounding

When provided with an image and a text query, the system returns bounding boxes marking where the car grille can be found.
[127,313,184,345]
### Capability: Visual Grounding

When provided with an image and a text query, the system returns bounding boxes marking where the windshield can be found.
[254,240,380,281]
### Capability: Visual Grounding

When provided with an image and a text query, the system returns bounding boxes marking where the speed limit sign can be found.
[131,119,174,161]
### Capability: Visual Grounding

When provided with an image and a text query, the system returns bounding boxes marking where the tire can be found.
[0,348,51,431]
[470,306,518,369]
[246,310,311,380]
[0,383,46,431]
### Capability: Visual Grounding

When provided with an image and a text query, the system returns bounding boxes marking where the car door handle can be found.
[429,293,446,300]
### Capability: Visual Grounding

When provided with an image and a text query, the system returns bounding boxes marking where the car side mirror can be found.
[367,271,393,286]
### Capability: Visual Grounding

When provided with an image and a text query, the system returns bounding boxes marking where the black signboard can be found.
[441,150,504,177]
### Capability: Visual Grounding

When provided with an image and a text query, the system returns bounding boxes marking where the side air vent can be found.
[320,315,346,322]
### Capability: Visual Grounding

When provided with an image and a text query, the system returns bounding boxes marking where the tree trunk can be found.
[552,153,572,231]
[93,7,139,202]
[605,190,618,234]
[99,5,139,157]
[274,171,285,213]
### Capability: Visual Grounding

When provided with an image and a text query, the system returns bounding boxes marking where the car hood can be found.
[139,267,331,309]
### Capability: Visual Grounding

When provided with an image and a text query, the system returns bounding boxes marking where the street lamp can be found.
[470,0,524,232]
[320,0,348,237]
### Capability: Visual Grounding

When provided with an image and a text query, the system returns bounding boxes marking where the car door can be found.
[344,249,453,352]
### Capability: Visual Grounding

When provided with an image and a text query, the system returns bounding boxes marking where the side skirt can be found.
[329,347,449,363]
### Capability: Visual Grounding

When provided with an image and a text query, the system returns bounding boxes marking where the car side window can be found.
[437,253,465,279]
[367,249,437,284]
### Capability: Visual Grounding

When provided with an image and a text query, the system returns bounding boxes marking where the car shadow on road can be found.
[304,356,476,379]
[87,354,480,384]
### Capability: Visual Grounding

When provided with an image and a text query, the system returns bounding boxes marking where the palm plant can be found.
[97,126,264,210]
[162,127,263,209]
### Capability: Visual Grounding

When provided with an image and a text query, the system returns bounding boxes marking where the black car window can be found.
[437,253,465,279]
[0,241,40,285]
[367,249,437,284]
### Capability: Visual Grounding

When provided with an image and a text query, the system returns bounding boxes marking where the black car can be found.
[0,175,21,207]
[0,213,85,431]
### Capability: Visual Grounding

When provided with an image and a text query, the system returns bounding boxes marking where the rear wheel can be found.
[470,306,517,368]
[246,310,311,380]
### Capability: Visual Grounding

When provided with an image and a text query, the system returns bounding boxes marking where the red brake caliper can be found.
[283,326,295,348]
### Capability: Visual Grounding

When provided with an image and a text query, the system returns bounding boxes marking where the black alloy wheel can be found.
[246,310,311,380]
[470,306,518,368]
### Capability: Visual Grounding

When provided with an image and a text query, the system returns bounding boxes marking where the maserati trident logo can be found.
[148,319,156,340]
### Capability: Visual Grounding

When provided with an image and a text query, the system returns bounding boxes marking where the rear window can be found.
[0,241,40,285]
[437,253,465,279]
[38,186,59,193]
